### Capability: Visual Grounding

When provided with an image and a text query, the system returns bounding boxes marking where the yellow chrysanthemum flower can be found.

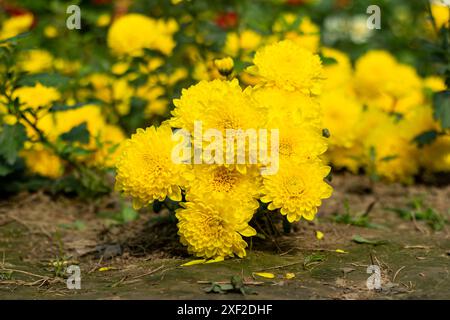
[19,50,53,74]
[401,105,438,139]
[249,86,322,129]
[0,13,34,40]
[327,145,363,173]
[89,125,125,169]
[41,104,106,140]
[96,13,111,27]
[115,125,193,209]
[364,122,419,183]
[251,40,323,93]
[420,135,450,172]
[261,160,332,222]
[214,57,234,76]
[321,90,363,148]
[171,79,263,133]
[186,165,261,214]
[430,1,450,29]
[274,14,320,52]
[267,114,327,163]
[107,14,178,57]
[224,30,262,58]
[354,50,398,101]
[321,47,353,91]
[354,50,423,114]
[176,199,256,259]
[423,76,446,92]
[44,26,58,38]
[54,58,81,75]
[21,144,64,179]
[13,83,60,111]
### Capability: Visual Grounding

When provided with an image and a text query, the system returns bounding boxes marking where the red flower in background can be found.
[3,5,27,16]
[1,2,37,27]
[215,11,238,29]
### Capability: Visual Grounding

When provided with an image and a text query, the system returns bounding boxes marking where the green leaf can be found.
[50,102,94,112]
[0,124,27,165]
[0,32,30,45]
[433,90,450,129]
[0,163,14,176]
[18,73,70,88]
[218,284,234,291]
[380,155,398,162]
[60,122,90,144]
[121,206,139,223]
[320,55,338,65]
[303,253,326,269]
[352,235,387,246]
[413,130,439,147]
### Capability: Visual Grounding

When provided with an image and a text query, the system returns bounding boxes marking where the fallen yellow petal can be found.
[316,231,324,240]
[205,256,224,264]
[254,272,275,279]
[285,272,296,279]
[181,259,206,266]
[335,249,349,254]
[98,267,113,272]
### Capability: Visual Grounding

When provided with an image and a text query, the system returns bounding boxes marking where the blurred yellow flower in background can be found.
[107,14,178,57]
[0,13,33,40]
[44,25,58,38]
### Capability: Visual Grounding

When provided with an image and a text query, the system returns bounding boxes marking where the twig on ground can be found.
[130,265,165,280]
[256,261,302,272]
[393,266,406,282]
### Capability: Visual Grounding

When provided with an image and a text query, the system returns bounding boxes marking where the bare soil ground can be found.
[0,174,449,299]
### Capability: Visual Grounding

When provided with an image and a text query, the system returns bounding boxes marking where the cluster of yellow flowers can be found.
[82,13,186,119]
[0,13,34,40]
[320,48,449,183]
[15,86,125,178]
[180,9,449,184]
[116,40,333,259]
[0,13,186,179]
[0,81,124,178]
[191,12,321,85]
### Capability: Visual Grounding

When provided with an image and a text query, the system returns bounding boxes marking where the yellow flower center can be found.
[212,168,238,193]
[282,177,306,199]
[279,138,294,157]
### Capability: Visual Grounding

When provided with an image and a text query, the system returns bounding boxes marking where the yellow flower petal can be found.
[205,256,224,264]
[239,226,257,237]
[254,272,275,279]
[285,273,296,279]
[98,267,114,272]
[316,231,324,240]
[180,259,206,266]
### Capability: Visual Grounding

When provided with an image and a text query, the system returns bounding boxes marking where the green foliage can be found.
[352,235,387,246]
[18,73,70,88]
[60,122,90,144]
[333,199,383,229]
[0,123,27,165]
[303,253,326,270]
[97,203,139,225]
[204,276,256,295]
[50,102,93,113]
[385,197,448,231]
[433,90,450,129]
[414,130,439,147]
